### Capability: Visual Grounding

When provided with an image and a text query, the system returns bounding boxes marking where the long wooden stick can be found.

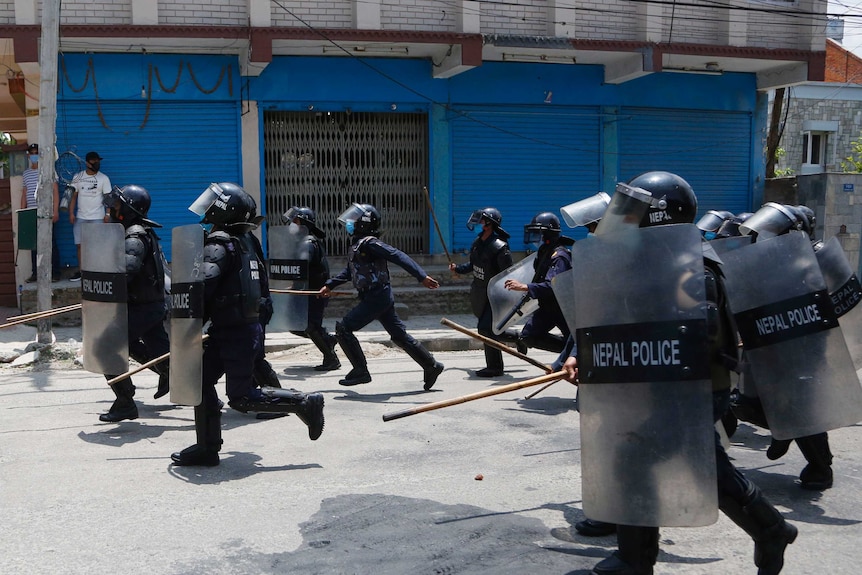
[440,318,551,372]
[422,185,453,265]
[8,303,82,322]
[105,334,209,386]
[524,379,561,400]
[270,289,353,296]
[383,370,566,421]
[0,304,84,329]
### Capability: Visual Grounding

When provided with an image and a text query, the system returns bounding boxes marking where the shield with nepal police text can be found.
[267,223,310,332]
[719,232,862,440]
[815,236,862,371]
[169,224,204,406]
[567,223,717,527]
[81,223,129,375]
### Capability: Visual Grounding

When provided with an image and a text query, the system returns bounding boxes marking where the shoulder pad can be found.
[125,224,147,237]
[207,230,233,244]
[491,238,508,252]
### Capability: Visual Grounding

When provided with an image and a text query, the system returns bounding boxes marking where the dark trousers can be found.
[342,284,417,346]
[202,322,262,411]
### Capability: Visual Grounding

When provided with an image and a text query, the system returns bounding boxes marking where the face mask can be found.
[703,231,717,241]
[29,154,39,163]
[345,221,355,235]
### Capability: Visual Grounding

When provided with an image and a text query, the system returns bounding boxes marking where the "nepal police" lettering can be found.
[735,290,839,350]
[268,258,308,281]
[80,271,127,303]
[830,274,861,318]
[576,320,709,383]
[593,339,680,368]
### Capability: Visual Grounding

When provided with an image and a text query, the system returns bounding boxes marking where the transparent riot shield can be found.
[267,223,311,332]
[816,237,862,370]
[488,253,540,334]
[81,223,129,375]
[551,268,576,337]
[593,183,658,236]
[570,224,716,527]
[720,233,862,440]
[170,225,204,406]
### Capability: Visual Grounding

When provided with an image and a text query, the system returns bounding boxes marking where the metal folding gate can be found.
[263,111,429,256]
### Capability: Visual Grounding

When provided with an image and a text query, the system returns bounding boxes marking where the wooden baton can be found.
[439,317,551,372]
[383,370,566,421]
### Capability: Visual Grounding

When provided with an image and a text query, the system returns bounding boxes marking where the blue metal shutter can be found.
[618,108,753,217]
[451,106,602,252]
[54,100,241,265]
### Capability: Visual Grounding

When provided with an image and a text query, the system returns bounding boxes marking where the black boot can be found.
[795,433,833,490]
[393,337,444,390]
[719,486,797,575]
[475,344,504,377]
[576,518,617,537]
[335,322,371,386]
[766,437,792,460]
[592,525,658,575]
[730,392,770,429]
[253,357,282,389]
[308,326,341,372]
[100,379,139,422]
[153,362,170,399]
[229,387,325,440]
[172,405,222,466]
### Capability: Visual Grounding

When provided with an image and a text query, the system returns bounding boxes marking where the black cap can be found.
[85,151,102,161]
[27,144,38,153]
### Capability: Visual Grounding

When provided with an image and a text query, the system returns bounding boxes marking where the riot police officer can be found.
[171,183,325,467]
[319,202,444,389]
[99,184,170,422]
[504,212,573,354]
[284,206,340,372]
[449,207,513,377]
[563,172,797,575]
[730,202,836,490]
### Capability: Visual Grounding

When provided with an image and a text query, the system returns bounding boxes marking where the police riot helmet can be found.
[338,202,380,237]
[792,205,816,240]
[560,191,610,229]
[738,202,799,239]
[696,210,734,235]
[284,205,325,238]
[467,207,509,239]
[714,212,753,239]
[189,182,255,231]
[627,171,698,227]
[105,184,162,228]
[524,212,561,245]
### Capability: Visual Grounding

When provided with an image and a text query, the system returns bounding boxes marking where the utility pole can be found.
[35,0,60,344]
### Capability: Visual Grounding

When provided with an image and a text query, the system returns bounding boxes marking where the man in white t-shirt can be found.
[68,151,111,281]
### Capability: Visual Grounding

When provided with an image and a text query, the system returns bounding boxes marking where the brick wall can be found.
[576,0,637,41]
[159,0,245,26]
[271,0,352,29]
[381,0,457,33]
[826,38,862,83]
[0,1,14,24]
[59,1,132,25]
[480,0,548,36]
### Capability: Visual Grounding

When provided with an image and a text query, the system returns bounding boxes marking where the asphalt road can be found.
[1,344,860,574]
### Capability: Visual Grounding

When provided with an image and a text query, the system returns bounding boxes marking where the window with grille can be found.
[263,110,429,256]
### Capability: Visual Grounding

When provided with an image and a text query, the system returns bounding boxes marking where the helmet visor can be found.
[189,183,224,217]
[337,203,366,225]
[560,192,611,229]
[466,210,486,231]
[739,202,797,239]
[282,206,303,225]
[524,229,545,245]
[595,183,663,235]
[696,210,734,233]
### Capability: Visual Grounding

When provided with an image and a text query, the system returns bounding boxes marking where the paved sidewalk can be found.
[0,307,488,359]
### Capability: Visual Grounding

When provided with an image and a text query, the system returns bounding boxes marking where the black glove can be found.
[259,296,274,326]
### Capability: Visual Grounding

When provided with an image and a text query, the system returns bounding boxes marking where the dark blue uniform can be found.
[518,241,572,353]
[327,235,442,389]
[100,224,170,422]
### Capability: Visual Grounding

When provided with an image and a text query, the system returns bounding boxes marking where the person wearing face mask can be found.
[449,207,513,377]
[503,212,573,355]
[319,202,444,389]
[68,151,112,281]
[20,143,60,282]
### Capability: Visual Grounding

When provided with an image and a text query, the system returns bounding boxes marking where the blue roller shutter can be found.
[54,100,241,265]
[618,108,753,217]
[451,106,602,252]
